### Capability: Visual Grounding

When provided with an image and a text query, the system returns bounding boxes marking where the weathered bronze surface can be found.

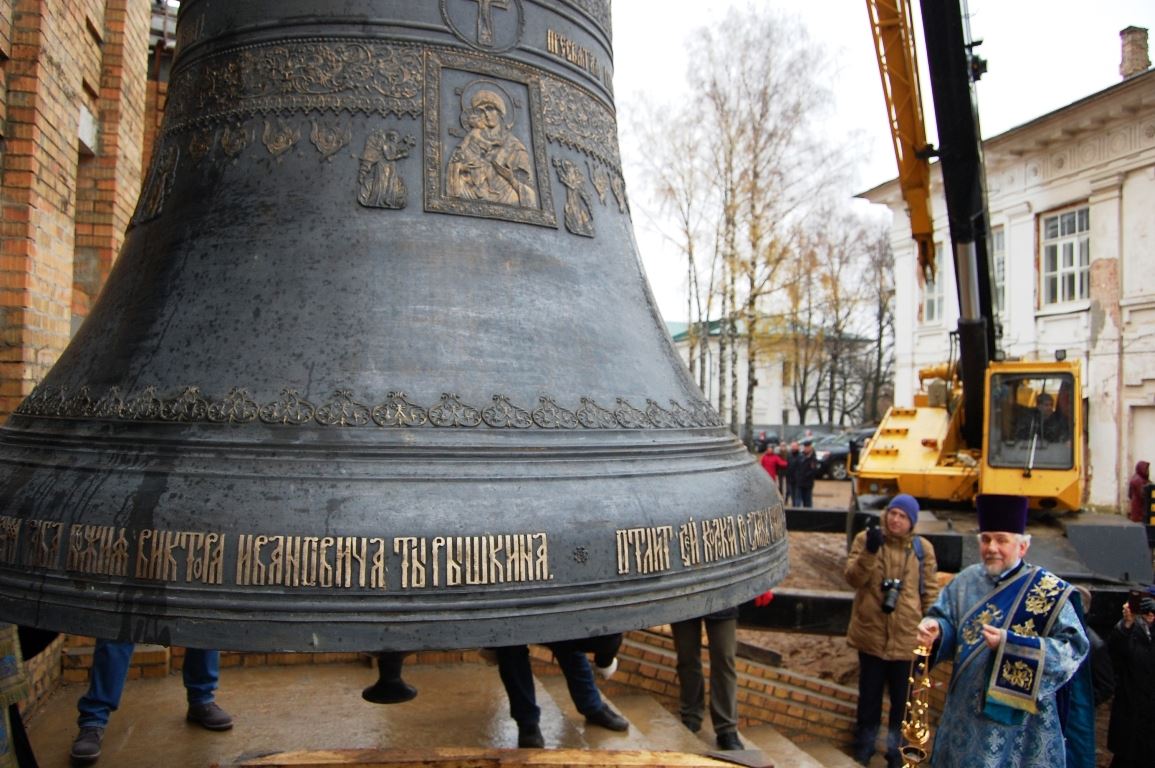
[0,0,787,651]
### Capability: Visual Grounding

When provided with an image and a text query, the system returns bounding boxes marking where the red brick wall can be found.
[72,0,148,324]
[143,79,167,169]
[0,0,148,416]
[0,0,13,131]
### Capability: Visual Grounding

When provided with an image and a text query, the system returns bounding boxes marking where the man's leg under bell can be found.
[705,618,739,737]
[72,640,135,763]
[495,645,544,747]
[551,641,627,731]
[77,640,134,728]
[184,649,233,730]
[550,641,602,716]
[671,618,706,732]
[495,646,541,726]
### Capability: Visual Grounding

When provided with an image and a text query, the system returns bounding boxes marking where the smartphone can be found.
[1128,589,1146,613]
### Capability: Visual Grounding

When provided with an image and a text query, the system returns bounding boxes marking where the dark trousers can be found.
[794,485,814,508]
[671,616,738,736]
[495,643,603,726]
[853,651,910,765]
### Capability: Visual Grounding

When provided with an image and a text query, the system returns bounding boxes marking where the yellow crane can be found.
[855,0,1084,514]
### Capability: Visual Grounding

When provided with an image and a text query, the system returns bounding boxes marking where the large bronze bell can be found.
[0,0,786,651]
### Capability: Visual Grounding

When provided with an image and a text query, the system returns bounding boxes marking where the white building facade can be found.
[671,330,799,434]
[861,46,1155,510]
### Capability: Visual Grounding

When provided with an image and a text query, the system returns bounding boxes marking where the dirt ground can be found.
[736,480,860,685]
[738,528,859,684]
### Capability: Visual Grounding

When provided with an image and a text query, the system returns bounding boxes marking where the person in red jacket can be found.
[1128,460,1150,523]
[759,446,787,482]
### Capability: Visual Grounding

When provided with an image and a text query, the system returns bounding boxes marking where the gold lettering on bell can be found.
[67,524,130,577]
[409,533,549,589]
[24,520,63,569]
[0,516,22,565]
[615,526,674,575]
[545,29,608,87]
[702,515,740,563]
[677,518,701,567]
[135,529,225,584]
[234,534,386,590]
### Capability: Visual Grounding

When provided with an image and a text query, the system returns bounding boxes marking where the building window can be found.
[991,226,1005,317]
[1040,207,1090,306]
[922,245,944,325]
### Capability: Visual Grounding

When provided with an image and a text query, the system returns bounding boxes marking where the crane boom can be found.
[865,0,936,283]
[917,0,995,450]
[867,0,995,449]
[855,0,1086,520]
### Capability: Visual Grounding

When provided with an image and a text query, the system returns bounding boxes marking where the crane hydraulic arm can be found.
[866,0,996,450]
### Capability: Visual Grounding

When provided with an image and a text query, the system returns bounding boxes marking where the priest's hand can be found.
[981,623,1005,649]
[917,618,940,647]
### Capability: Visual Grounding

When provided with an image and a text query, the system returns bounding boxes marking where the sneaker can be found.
[517,722,545,748]
[585,705,628,732]
[186,701,234,730]
[716,731,744,750]
[70,726,104,764]
[595,657,618,680]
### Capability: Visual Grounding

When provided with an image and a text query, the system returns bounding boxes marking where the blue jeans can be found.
[76,640,219,728]
[495,642,603,725]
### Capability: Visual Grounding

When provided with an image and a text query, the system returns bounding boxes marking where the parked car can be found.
[813,434,852,480]
[785,425,836,445]
[751,426,782,452]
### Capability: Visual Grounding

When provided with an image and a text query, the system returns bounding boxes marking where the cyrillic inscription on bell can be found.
[0,0,787,652]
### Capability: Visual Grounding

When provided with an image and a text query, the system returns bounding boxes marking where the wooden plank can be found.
[231,748,740,767]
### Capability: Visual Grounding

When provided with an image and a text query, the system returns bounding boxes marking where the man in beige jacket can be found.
[845,494,939,767]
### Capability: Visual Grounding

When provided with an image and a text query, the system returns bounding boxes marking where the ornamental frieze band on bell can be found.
[0,0,787,652]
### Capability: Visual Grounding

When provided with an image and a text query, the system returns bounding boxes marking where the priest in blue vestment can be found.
[916,494,1091,768]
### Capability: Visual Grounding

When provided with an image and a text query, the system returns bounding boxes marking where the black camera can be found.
[881,578,903,614]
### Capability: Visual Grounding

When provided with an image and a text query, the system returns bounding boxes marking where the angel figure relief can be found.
[358,129,416,209]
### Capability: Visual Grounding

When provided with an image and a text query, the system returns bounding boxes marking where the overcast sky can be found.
[610,1,1155,322]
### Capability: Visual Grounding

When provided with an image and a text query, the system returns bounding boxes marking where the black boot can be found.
[361,651,417,704]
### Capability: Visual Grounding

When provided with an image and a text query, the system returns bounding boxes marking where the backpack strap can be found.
[912,536,926,596]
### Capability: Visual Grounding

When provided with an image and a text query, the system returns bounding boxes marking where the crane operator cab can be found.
[984,361,1082,511]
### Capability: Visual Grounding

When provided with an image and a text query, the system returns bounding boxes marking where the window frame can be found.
[990,225,1006,318]
[921,244,945,326]
[1039,206,1090,307]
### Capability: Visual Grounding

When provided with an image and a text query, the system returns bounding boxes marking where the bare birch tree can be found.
[630,105,719,391]
[859,222,896,423]
[686,7,841,444]
[631,6,874,443]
